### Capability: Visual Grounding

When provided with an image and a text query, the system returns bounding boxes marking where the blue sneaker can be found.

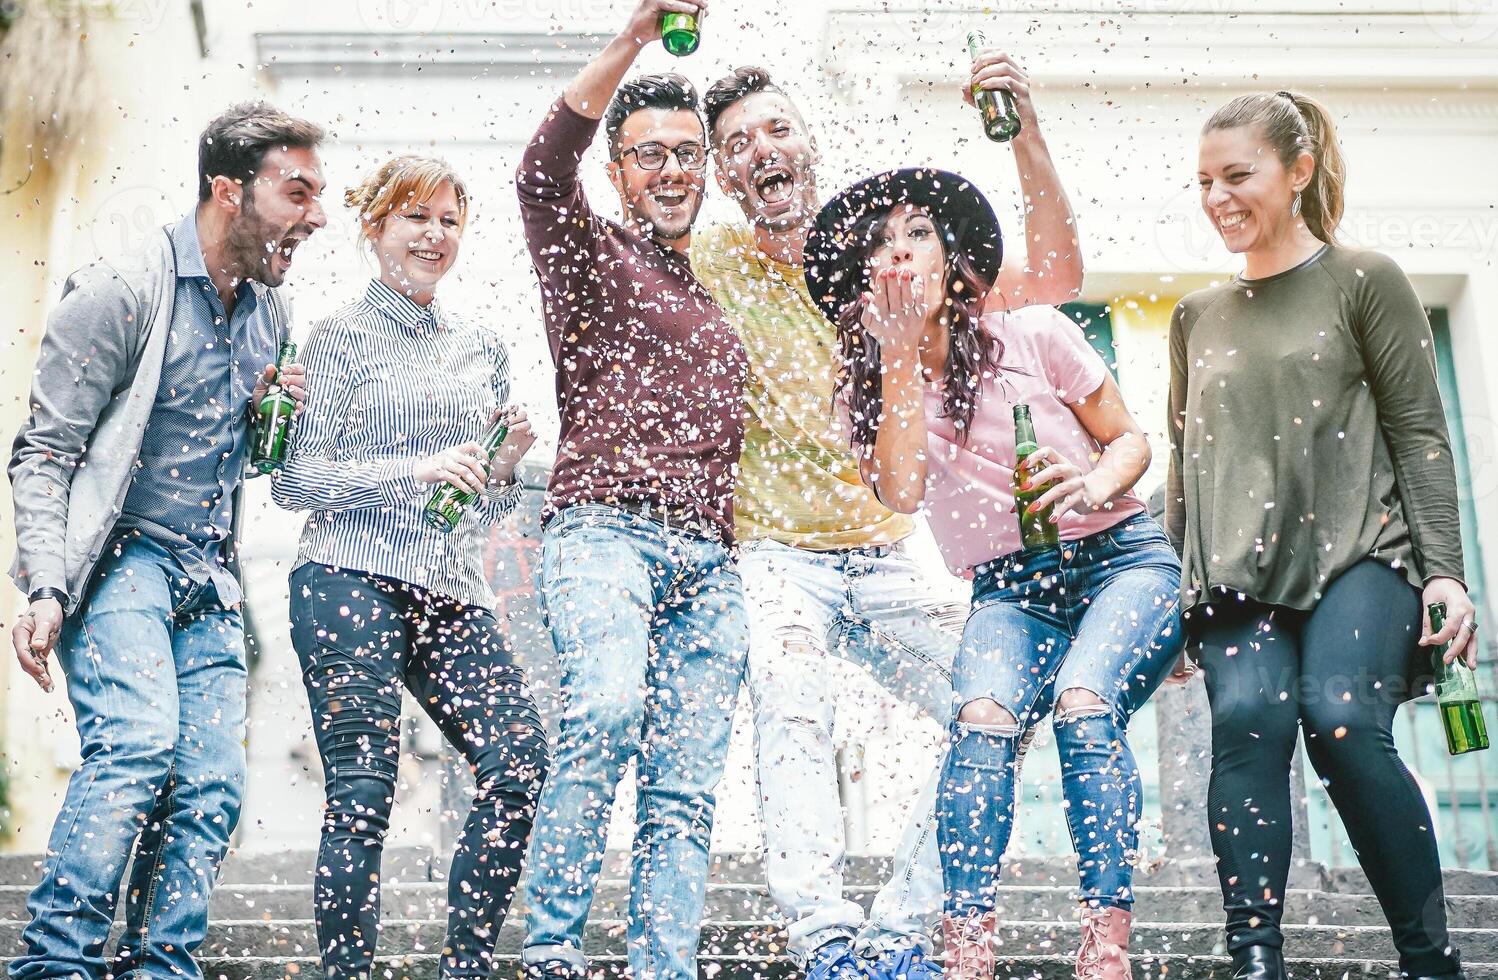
[865,944,944,980]
[808,940,873,980]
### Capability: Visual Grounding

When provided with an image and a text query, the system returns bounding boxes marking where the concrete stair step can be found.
[4,882,1497,930]
[0,848,439,889]
[0,918,1492,963]
[4,850,1493,894]
[1,954,1494,980]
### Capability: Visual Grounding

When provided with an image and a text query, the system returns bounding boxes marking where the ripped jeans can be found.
[937,514,1183,915]
[741,537,964,962]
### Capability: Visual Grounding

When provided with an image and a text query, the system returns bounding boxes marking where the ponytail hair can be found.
[1204,90,1346,244]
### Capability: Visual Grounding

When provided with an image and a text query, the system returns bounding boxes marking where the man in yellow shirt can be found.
[694,57,1083,980]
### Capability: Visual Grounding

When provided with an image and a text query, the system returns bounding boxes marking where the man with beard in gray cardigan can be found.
[7,102,325,980]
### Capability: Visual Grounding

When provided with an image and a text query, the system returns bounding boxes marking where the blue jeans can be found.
[937,514,1183,915]
[522,505,749,980]
[289,563,549,980]
[10,534,248,980]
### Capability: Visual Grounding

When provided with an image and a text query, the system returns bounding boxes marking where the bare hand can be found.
[963,48,1037,126]
[623,0,705,45]
[1420,576,1479,670]
[1020,447,1107,521]
[1164,648,1198,686]
[859,266,930,352]
[415,443,489,494]
[252,362,308,416]
[12,597,63,693]
[488,407,537,484]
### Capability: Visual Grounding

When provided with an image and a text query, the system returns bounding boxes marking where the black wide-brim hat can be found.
[804,167,1003,326]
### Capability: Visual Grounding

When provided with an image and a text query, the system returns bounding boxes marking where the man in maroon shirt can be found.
[514,3,748,980]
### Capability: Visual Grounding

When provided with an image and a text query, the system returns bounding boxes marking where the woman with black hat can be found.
[805,168,1183,980]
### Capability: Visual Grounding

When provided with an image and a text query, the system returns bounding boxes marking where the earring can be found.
[1291,190,1303,217]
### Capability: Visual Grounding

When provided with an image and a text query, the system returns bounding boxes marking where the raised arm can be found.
[859,359,930,516]
[854,269,934,515]
[515,0,704,360]
[562,0,703,120]
[963,49,1084,311]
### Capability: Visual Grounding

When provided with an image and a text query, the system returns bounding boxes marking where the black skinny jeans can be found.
[289,563,549,980]
[1191,559,1460,976]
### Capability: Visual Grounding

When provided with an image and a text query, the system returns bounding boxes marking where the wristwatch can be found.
[28,586,67,606]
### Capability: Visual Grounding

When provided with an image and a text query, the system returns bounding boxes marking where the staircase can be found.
[3,849,1496,979]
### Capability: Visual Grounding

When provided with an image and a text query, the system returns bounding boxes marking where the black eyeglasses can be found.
[617,141,707,172]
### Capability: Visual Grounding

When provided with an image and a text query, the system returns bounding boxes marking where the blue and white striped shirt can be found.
[271,278,522,607]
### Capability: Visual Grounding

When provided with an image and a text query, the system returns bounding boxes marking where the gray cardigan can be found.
[9,223,290,614]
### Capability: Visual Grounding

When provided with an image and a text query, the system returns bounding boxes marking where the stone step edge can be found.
[0,959,1486,971]
[30,916,1494,934]
[7,881,1486,895]
[1,919,1492,964]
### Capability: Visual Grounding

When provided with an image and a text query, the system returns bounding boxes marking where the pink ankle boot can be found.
[942,910,997,980]
[1075,905,1133,980]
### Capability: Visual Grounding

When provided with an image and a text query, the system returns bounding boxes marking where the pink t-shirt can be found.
[923,306,1146,576]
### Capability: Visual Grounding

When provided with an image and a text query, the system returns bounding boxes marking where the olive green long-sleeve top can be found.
[1166,244,1465,613]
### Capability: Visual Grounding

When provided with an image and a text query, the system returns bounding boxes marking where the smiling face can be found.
[368,179,464,303]
[711,91,819,235]
[1198,124,1314,254]
[608,108,708,245]
[223,145,327,287]
[865,204,949,311]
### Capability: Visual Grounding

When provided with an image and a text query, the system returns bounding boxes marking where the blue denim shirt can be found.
[115,213,281,605]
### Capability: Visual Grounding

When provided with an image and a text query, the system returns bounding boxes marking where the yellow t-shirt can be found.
[691,224,914,550]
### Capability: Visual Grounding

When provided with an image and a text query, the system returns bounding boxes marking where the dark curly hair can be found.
[833,208,1002,450]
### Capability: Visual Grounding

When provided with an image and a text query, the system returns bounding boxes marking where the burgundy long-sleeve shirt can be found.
[517,98,747,543]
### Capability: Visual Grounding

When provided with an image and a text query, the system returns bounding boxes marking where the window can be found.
[1059,302,1117,377]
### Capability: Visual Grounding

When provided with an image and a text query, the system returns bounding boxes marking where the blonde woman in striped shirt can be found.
[272,155,548,980]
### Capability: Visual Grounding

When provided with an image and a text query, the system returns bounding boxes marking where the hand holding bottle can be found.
[252,360,307,415]
[963,47,1036,129]
[416,443,490,494]
[1019,445,1109,521]
[1421,576,1479,669]
[621,0,705,47]
[487,407,536,484]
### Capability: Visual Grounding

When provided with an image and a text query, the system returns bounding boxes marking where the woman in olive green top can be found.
[1166,91,1476,980]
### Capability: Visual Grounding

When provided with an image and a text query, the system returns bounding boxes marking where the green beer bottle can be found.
[1428,602,1490,755]
[661,11,699,56]
[250,341,297,474]
[423,415,510,533]
[1014,404,1059,551]
[967,31,1022,143]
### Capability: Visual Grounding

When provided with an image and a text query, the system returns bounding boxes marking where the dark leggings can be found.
[289,564,549,980]
[1192,559,1459,976]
